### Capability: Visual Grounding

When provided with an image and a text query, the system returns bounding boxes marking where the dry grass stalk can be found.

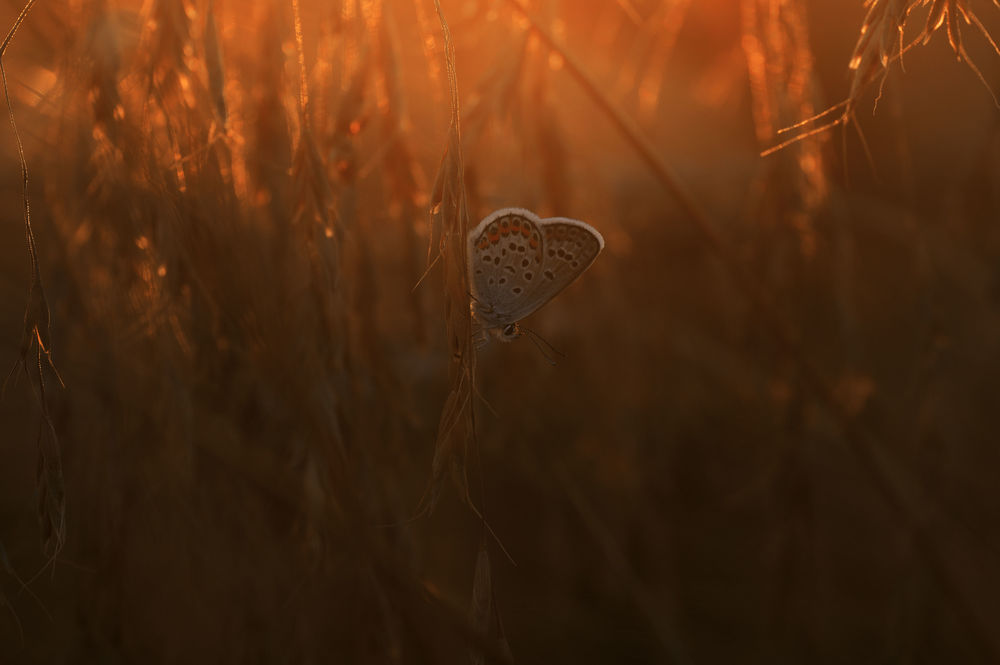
[286,1,355,510]
[429,0,476,512]
[469,544,492,665]
[143,0,195,105]
[318,5,415,465]
[614,0,692,119]
[468,544,512,665]
[200,2,235,194]
[204,0,227,126]
[291,0,342,298]
[35,416,65,560]
[2,0,66,562]
[741,0,829,255]
[765,0,1000,155]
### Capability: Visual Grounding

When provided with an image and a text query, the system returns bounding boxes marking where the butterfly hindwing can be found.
[506,217,604,322]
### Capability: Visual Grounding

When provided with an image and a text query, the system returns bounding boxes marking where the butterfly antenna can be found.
[523,327,565,365]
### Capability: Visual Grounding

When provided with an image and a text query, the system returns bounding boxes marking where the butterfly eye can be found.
[502,323,518,337]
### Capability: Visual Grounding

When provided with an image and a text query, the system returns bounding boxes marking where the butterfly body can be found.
[468,207,604,343]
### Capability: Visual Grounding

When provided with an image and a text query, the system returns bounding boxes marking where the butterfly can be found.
[468,207,604,344]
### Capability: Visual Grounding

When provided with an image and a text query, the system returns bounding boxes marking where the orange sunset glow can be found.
[2,0,1000,662]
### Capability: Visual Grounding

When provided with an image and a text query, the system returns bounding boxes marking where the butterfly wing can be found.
[505,217,604,321]
[468,208,546,327]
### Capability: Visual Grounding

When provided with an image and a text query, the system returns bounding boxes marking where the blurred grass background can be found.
[1,0,1000,662]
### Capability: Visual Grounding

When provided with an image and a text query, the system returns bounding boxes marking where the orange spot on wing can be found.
[478,239,489,250]
[488,231,500,243]
[529,237,538,249]
[501,227,509,236]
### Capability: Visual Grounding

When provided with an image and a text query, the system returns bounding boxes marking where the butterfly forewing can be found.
[469,209,545,327]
